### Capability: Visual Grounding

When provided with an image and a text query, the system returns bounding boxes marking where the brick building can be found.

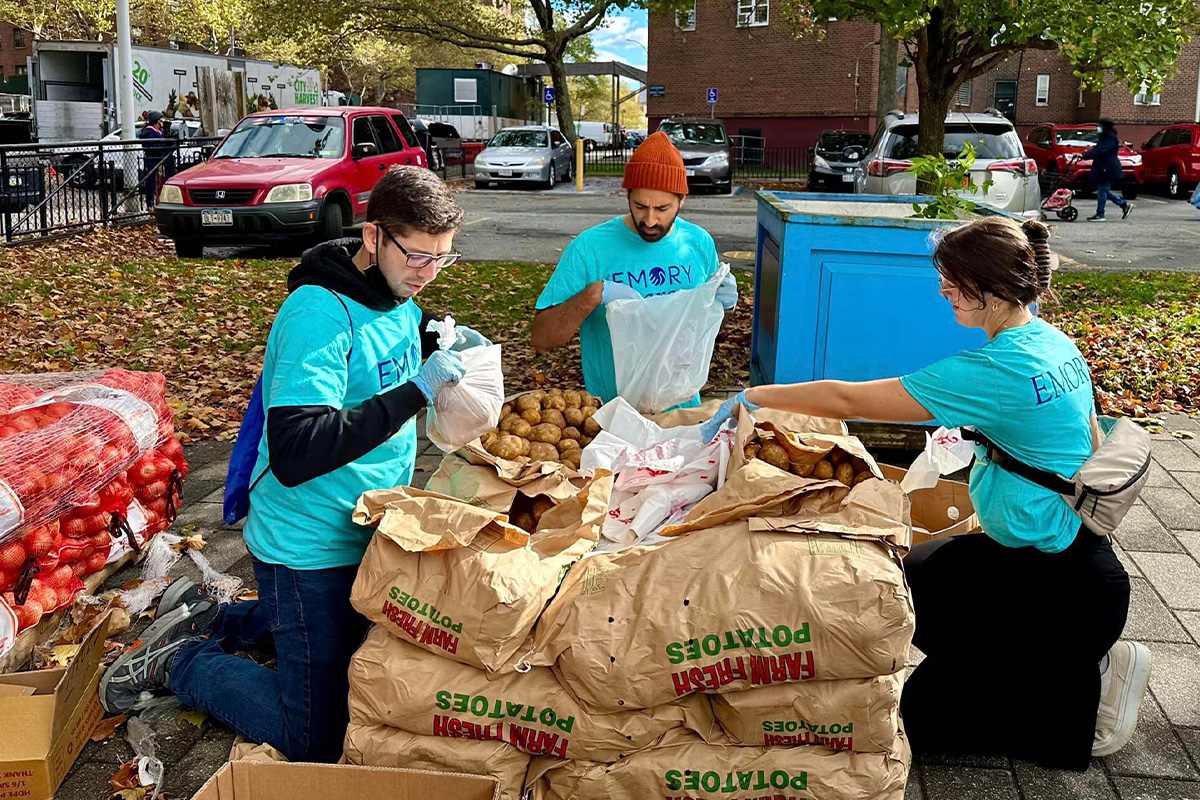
[647,1,1200,150]
[0,21,32,91]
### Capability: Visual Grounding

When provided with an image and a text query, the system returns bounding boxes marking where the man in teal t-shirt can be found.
[101,167,490,764]
[531,131,737,410]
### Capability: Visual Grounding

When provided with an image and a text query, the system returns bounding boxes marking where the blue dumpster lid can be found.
[756,191,1017,230]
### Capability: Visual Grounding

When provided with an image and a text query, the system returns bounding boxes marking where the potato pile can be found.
[480,388,603,471]
[508,493,558,533]
[744,438,875,487]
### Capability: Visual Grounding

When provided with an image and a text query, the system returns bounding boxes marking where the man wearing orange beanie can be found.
[530,131,737,410]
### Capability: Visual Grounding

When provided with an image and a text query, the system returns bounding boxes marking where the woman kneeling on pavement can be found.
[702,216,1149,770]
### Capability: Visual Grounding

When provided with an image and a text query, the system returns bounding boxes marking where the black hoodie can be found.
[264,238,440,488]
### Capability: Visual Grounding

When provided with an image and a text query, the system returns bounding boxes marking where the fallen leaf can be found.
[1173,430,1196,440]
[46,644,80,668]
[110,760,142,792]
[112,789,149,800]
[232,589,258,603]
[170,533,207,553]
[178,708,209,729]
[90,714,127,741]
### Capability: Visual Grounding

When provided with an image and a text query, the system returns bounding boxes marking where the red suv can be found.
[1139,123,1200,199]
[1024,124,1143,199]
[156,107,426,257]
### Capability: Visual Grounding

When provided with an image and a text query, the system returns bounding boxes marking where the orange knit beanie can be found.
[622,131,689,195]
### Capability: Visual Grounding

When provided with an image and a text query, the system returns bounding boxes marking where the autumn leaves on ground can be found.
[0,226,1194,442]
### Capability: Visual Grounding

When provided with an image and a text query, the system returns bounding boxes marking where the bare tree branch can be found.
[376,21,548,59]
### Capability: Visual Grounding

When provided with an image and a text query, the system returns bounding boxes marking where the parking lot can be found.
[1050,193,1200,271]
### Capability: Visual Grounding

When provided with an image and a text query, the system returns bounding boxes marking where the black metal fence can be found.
[0,137,219,244]
[431,155,475,182]
[581,143,811,182]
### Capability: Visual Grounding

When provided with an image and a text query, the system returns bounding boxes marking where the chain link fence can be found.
[0,138,220,244]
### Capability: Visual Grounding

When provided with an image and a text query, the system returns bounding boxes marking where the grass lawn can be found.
[0,226,1193,441]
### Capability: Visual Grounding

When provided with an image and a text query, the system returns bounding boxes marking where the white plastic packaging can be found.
[423,316,505,453]
[605,265,730,414]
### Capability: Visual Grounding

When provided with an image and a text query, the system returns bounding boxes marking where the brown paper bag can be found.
[710,672,904,753]
[348,625,720,761]
[426,453,583,513]
[343,723,529,800]
[530,513,914,710]
[351,473,614,673]
[526,732,910,800]
[650,400,848,436]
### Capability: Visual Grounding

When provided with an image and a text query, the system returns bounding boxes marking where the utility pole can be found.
[876,25,898,125]
[115,0,137,157]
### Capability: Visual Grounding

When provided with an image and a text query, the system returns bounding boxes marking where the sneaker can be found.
[1087,215,1107,222]
[1093,641,1153,757]
[157,577,211,619]
[1122,204,1134,220]
[99,603,213,714]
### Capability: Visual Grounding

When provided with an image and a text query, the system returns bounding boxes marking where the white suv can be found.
[852,110,1041,215]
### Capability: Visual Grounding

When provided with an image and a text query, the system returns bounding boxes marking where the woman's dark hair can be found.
[933,217,1053,307]
[1099,118,1116,135]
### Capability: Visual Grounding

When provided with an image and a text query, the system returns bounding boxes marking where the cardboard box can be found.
[879,464,980,545]
[192,760,501,800]
[0,614,111,800]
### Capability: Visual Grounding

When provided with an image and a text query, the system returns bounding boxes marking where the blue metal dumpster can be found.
[751,192,988,387]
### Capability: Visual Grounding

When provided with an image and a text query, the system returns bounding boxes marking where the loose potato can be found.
[542,408,567,429]
[828,449,850,467]
[511,510,536,532]
[579,435,593,448]
[505,418,530,439]
[560,449,581,470]
[564,408,585,428]
[529,442,560,462]
[852,471,874,486]
[481,430,499,450]
[546,388,564,398]
[583,416,602,437]
[813,459,835,480]
[531,390,547,403]
[758,441,791,471]
[744,442,761,460]
[531,496,556,524]
[835,462,855,486]
[563,390,582,409]
[499,415,523,434]
[543,395,567,412]
[521,408,543,425]
[501,403,513,418]
[491,434,523,460]
[581,405,597,419]
[516,395,541,413]
[562,426,581,442]
[530,423,562,444]
[557,438,581,454]
[579,391,595,407]
[589,396,602,408]
[519,437,531,457]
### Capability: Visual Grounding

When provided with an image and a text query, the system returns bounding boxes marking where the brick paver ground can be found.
[54,415,1200,800]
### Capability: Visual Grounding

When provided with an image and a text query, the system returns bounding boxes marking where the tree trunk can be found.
[876,27,898,124]
[913,14,955,193]
[546,56,576,141]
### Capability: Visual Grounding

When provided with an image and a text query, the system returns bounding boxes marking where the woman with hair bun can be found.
[702,216,1145,770]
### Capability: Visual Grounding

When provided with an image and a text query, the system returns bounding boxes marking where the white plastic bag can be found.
[606,265,730,414]
[900,426,977,494]
[424,316,505,453]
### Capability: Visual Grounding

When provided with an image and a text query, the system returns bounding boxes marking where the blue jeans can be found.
[1096,182,1127,218]
[169,558,369,762]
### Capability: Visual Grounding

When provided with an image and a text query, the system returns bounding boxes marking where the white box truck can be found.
[30,41,323,142]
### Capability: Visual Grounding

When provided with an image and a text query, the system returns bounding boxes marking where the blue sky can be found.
[590,8,649,70]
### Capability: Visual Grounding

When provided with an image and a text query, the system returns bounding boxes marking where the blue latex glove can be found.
[715,272,738,311]
[700,390,760,442]
[453,325,492,351]
[411,350,465,403]
[602,281,642,304]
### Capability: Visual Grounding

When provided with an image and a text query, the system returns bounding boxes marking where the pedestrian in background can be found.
[138,111,170,211]
[1082,119,1133,222]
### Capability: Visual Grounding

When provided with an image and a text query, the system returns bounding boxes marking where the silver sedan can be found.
[474,127,575,189]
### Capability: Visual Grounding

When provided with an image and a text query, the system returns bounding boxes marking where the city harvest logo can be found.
[293,77,321,105]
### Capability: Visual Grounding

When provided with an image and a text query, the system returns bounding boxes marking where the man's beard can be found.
[634,211,677,243]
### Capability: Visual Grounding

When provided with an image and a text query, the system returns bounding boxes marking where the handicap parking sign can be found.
[707,88,718,104]
[544,87,556,104]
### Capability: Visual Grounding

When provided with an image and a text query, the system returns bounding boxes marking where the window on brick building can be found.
[13,28,25,48]
[896,66,908,98]
[676,0,696,30]
[1035,74,1050,106]
[1078,86,1085,108]
[736,0,769,27]
[15,65,26,76]
[1134,81,1161,106]
[955,82,971,106]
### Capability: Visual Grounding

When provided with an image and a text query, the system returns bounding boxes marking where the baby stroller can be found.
[1041,187,1078,222]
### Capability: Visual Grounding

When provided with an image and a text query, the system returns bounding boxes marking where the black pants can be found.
[900,530,1130,770]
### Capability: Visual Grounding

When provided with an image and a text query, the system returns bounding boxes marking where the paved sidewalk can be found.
[55,416,1200,800]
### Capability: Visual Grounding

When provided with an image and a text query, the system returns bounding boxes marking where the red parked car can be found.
[156,107,427,258]
[1138,123,1200,199]
[1024,124,1142,199]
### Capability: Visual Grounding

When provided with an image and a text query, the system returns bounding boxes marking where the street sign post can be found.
[707,87,718,118]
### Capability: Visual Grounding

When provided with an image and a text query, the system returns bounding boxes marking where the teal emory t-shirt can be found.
[244,285,423,570]
[900,318,1094,553]
[535,215,721,406]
